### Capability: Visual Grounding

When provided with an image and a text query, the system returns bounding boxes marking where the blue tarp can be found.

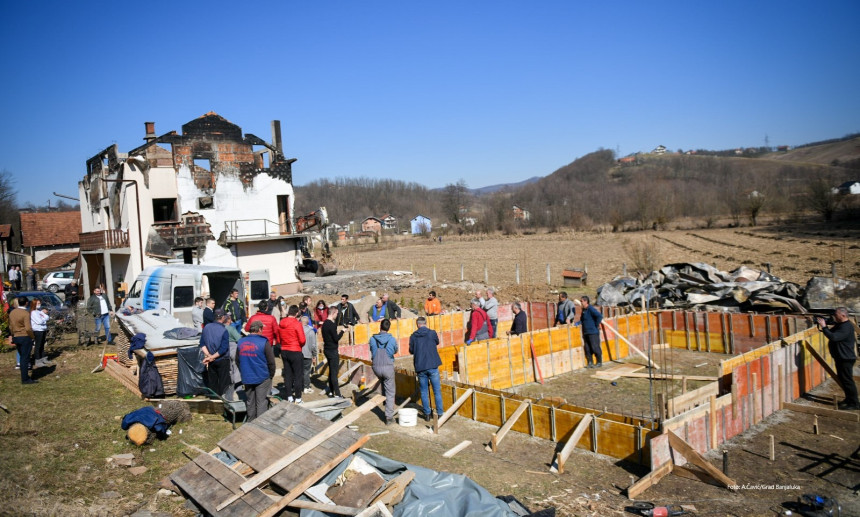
[299,450,518,517]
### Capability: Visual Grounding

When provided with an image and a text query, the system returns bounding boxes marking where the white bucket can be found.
[398,408,418,427]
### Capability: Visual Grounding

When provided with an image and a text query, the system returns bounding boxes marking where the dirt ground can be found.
[2,222,858,516]
[512,350,728,421]
[330,221,860,312]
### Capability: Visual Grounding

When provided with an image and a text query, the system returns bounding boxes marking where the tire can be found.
[48,284,59,293]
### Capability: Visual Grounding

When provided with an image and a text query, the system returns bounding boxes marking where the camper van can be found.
[123,265,252,325]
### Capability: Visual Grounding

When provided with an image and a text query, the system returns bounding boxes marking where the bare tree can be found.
[806,175,841,221]
[0,169,18,224]
[442,179,469,224]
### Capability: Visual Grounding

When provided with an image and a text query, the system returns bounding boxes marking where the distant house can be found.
[734,148,743,155]
[462,217,477,227]
[834,181,860,195]
[410,215,431,234]
[20,211,82,264]
[618,156,637,164]
[777,145,790,152]
[512,205,530,221]
[361,217,383,234]
[381,214,397,230]
[652,145,667,155]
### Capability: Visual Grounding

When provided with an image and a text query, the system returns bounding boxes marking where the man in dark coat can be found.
[336,294,359,327]
[509,302,528,336]
[580,296,604,368]
[64,280,80,307]
[200,309,231,397]
[817,307,858,410]
[409,317,444,421]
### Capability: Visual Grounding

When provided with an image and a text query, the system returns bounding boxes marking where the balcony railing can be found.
[224,219,291,243]
[79,229,129,251]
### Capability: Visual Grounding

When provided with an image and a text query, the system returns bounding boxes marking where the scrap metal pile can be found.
[596,263,807,313]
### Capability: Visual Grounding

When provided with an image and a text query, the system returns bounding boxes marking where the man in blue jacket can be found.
[409,317,444,422]
[580,296,604,368]
[817,307,858,410]
[200,309,231,397]
[370,319,399,425]
[236,320,276,421]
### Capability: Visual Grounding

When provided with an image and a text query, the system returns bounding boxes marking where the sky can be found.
[1,1,859,207]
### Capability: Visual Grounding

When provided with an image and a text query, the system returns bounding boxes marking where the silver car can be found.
[40,270,76,293]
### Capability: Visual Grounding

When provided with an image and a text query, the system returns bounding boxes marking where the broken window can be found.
[250,280,269,301]
[152,198,177,223]
[198,196,214,210]
[277,195,290,234]
[193,158,211,171]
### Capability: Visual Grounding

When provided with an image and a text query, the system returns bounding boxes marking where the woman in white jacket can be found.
[30,299,51,368]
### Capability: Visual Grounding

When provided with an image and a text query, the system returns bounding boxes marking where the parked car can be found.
[40,270,76,293]
[13,291,76,338]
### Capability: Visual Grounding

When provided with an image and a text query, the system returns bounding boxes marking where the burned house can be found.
[78,112,304,303]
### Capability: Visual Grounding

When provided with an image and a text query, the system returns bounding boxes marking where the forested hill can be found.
[296,137,860,230]
[294,178,443,225]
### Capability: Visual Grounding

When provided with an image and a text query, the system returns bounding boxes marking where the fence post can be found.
[546,263,551,285]
[516,263,520,285]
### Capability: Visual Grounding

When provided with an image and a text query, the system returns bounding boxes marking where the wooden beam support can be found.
[600,323,659,369]
[781,402,859,422]
[435,388,474,433]
[368,470,415,508]
[490,400,531,452]
[220,395,385,509]
[627,460,673,499]
[550,413,594,474]
[338,362,362,383]
[801,340,839,381]
[443,440,472,458]
[667,431,736,490]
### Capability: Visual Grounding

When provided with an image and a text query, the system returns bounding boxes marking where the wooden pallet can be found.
[170,397,378,516]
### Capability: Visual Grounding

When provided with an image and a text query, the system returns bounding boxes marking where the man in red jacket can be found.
[466,298,493,345]
[278,305,306,403]
[245,300,280,347]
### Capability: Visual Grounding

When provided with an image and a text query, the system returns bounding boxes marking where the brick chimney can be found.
[144,122,156,142]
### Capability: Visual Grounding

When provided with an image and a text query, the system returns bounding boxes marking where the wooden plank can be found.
[592,363,645,381]
[709,395,718,450]
[258,435,370,517]
[435,388,474,432]
[170,453,273,516]
[105,360,142,398]
[338,362,362,383]
[802,340,839,381]
[627,460,673,499]
[443,440,472,458]
[490,400,531,452]
[781,402,859,422]
[600,323,659,369]
[550,413,593,474]
[667,431,736,490]
[595,371,718,382]
[219,395,384,510]
[368,470,415,508]
[288,499,360,515]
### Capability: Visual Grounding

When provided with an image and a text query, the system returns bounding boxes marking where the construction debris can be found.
[596,263,807,312]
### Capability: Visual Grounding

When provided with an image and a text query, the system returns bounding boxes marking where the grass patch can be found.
[0,333,233,515]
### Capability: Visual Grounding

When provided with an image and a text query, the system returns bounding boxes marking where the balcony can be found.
[79,229,129,251]
[222,219,297,244]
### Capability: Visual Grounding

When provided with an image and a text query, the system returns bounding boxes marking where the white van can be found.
[123,265,248,325]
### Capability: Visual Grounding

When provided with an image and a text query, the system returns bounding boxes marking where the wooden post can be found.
[709,395,718,449]
[682,376,688,394]
[778,369,785,409]
[516,263,520,285]
[460,263,464,281]
[813,415,819,434]
[484,263,488,284]
[769,435,775,461]
[704,313,711,353]
[693,312,701,351]
[546,263,551,285]
[751,373,758,425]
[684,312,691,350]
[656,393,665,421]
[433,265,437,282]
[443,440,472,458]
[727,314,734,354]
